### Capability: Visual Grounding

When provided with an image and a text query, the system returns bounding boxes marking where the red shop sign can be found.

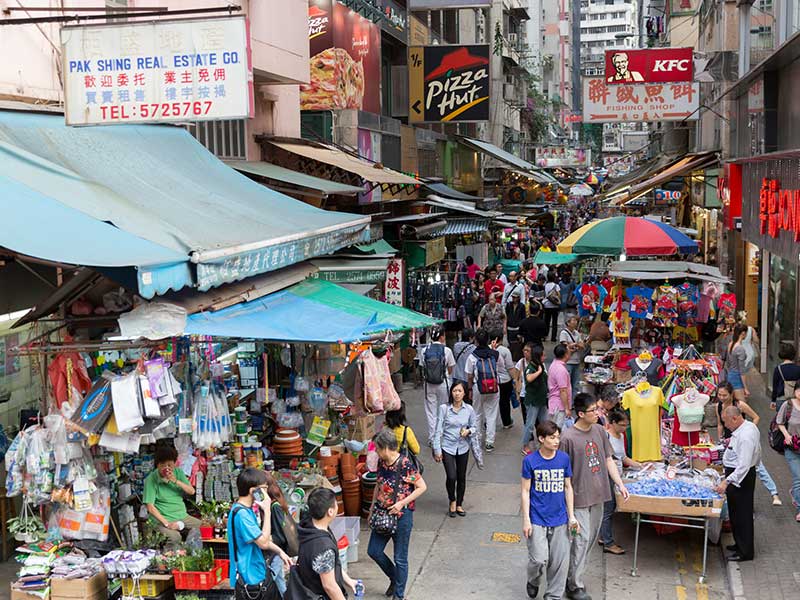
[759,177,800,241]
[604,47,694,85]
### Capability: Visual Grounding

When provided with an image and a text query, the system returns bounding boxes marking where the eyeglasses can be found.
[582,407,598,414]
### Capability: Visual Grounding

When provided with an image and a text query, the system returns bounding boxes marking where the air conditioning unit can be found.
[504,83,516,100]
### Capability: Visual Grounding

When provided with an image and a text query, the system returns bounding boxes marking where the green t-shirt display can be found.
[143,467,190,523]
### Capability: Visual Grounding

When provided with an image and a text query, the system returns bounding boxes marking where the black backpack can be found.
[769,402,793,454]
[423,343,446,385]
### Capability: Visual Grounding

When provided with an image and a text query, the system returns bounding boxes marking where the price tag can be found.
[179,418,193,434]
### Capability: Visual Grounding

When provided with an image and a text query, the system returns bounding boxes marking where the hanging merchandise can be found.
[48,351,93,409]
[576,279,607,317]
[652,282,679,327]
[675,281,699,326]
[626,284,654,319]
[192,382,232,450]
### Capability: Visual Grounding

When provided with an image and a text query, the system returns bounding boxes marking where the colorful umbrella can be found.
[585,173,601,185]
[557,217,698,256]
[569,183,594,196]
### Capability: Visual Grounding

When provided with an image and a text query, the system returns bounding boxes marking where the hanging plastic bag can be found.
[139,375,162,418]
[110,372,144,432]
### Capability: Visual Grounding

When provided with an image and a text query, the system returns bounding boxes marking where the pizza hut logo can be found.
[308,5,329,40]
[425,47,489,120]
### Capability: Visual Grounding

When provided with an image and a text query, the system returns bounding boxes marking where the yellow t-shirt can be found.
[392,425,420,455]
[621,387,664,462]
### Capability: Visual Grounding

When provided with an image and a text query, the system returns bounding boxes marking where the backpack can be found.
[475,354,499,394]
[546,283,561,306]
[423,343,446,385]
[769,402,793,454]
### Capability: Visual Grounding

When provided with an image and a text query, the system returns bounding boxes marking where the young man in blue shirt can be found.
[521,420,579,600]
[228,468,291,591]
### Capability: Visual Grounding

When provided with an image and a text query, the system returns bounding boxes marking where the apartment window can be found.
[187,119,247,160]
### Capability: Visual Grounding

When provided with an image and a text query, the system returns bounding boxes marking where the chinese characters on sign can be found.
[604,48,693,84]
[385,258,405,306]
[535,147,590,168]
[61,17,252,125]
[582,78,699,123]
[758,178,800,242]
[408,45,490,123]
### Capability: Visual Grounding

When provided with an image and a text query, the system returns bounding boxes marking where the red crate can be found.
[172,566,222,590]
[214,559,230,581]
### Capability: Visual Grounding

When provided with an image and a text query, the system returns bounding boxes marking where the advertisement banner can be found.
[61,16,252,125]
[535,147,590,168]
[375,0,408,43]
[605,48,693,84]
[654,189,681,205]
[301,0,381,114]
[583,78,699,123]
[408,44,490,123]
[385,258,405,306]
[408,0,490,7]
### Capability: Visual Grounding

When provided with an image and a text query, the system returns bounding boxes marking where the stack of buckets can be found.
[231,406,250,466]
[319,448,345,516]
[340,453,361,517]
[361,472,378,518]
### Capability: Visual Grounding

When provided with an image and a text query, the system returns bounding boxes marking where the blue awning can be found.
[185,278,439,343]
[421,218,489,237]
[0,111,369,298]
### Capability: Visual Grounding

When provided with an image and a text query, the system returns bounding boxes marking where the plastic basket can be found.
[172,566,222,590]
[213,559,230,581]
[120,577,173,598]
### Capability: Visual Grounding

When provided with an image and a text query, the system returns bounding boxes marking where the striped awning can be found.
[421,218,489,237]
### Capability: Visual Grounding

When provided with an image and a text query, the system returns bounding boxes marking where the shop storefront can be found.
[737,153,800,374]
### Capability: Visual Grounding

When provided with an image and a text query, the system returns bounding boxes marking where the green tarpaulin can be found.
[533,250,581,265]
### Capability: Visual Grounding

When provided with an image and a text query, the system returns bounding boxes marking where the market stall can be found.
[5,278,438,600]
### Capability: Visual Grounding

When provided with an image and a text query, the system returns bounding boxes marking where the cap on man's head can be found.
[511,289,521,297]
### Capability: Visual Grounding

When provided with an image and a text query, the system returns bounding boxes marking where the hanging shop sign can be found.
[604,48,693,85]
[654,189,681,205]
[582,78,699,123]
[375,0,408,43]
[535,147,591,168]
[408,44,490,123]
[757,177,800,241]
[670,0,699,17]
[309,268,387,284]
[385,258,405,306]
[301,0,381,114]
[425,237,446,265]
[61,16,252,126]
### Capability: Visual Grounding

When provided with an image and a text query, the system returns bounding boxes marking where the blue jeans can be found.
[368,508,413,598]
[566,362,581,397]
[599,477,616,545]
[269,553,287,595]
[785,448,800,512]
[756,461,778,497]
[521,404,547,447]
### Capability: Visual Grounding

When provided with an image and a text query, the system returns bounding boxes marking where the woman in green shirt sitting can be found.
[143,446,200,546]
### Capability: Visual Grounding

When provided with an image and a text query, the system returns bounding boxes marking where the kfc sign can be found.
[605,48,693,85]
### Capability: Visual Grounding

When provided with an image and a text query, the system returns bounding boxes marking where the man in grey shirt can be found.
[716,406,761,561]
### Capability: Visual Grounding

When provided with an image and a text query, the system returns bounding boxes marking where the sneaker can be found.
[526,582,539,598]
[569,590,592,600]
[486,443,495,452]
[503,420,514,429]
[773,495,783,506]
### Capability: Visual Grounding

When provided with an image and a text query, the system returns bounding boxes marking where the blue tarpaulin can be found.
[185,279,439,343]
[0,111,369,297]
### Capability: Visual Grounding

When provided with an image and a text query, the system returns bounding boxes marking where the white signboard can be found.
[535,147,591,168]
[582,78,699,123]
[61,16,252,125]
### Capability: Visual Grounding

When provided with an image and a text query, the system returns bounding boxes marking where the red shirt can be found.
[484,278,505,298]
[466,264,481,279]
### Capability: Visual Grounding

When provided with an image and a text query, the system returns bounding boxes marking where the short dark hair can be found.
[307,487,337,520]
[536,420,561,440]
[449,381,468,403]
[384,402,407,429]
[461,328,474,342]
[488,267,497,275]
[236,467,268,497]
[547,272,556,283]
[154,445,178,466]
[490,329,504,343]
[529,300,542,315]
[432,327,445,340]
[779,343,796,361]
[608,408,629,425]
[475,327,490,347]
[465,256,474,266]
[573,392,596,415]
[553,343,568,360]
[531,344,544,363]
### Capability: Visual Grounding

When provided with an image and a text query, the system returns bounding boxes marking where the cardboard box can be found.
[615,491,723,518]
[51,571,108,599]
[53,591,107,600]
[12,590,43,600]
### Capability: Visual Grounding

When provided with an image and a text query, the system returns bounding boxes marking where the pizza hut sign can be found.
[759,177,800,241]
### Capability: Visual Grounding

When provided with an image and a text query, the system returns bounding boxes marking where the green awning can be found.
[534,250,581,265]
[225,161,366,195]
[355,239,398,255]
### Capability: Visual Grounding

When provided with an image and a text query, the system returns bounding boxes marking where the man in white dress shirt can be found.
[716,405,761,562]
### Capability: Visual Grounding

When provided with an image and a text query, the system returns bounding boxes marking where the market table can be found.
[615,491,723,584]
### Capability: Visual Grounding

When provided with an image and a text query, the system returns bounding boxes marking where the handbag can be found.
[230,505,281,600]
[778,364,797,400]
[368,459,400,536]
[284,566,324,600]
[400,426,424,475]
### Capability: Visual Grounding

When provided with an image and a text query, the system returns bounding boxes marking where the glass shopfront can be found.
[767,254,798,377]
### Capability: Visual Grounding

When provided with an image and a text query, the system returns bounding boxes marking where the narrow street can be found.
[351,381,730,600]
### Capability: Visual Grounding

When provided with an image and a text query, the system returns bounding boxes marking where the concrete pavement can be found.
[350,382,729,600]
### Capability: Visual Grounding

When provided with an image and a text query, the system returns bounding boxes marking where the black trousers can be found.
[725,466,756,560]
[544,308,559,341]
[443,450,469,505]
[499,380,515,426]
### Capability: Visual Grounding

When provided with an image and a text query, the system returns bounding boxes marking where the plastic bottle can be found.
[354,580,365,598]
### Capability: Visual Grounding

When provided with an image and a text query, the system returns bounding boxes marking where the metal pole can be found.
[700,517,708,584]
[631,512,641,576]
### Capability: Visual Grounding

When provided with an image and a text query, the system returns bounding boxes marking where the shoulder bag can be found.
[400,426,424,475]
[769,402,794,454]
[779,364,797,401]
[368,460,400,536]
[230,505,281,600]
